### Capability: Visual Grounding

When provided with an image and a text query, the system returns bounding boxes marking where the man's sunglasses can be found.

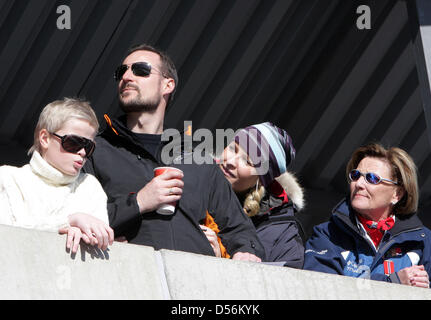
[114,62,164,81]
[50,132,95,158]
[349,169,398,185]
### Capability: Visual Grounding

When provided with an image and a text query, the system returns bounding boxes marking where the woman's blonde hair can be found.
[346,142,419,215]
[28,98,99,155]
[243,183,266,217]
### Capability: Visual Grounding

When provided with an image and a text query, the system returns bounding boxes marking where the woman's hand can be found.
[397,265,430,288]
[232,252,262,262]
[64,213,114,251]
[200,225,221,257]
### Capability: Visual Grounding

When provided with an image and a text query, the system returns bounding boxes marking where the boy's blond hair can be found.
[28,98,99,155]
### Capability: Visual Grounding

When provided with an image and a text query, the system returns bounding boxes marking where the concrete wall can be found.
[1,225,430,300]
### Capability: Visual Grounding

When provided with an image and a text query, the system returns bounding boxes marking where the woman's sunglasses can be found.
[349,169,398,185]
[50,132,95,158]
[114,62,164,81]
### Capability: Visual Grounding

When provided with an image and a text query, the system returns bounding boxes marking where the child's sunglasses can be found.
[349,169,398,185]
[50,132,95,158]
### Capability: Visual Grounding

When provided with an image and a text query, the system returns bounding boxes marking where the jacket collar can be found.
[30,151,78,186]
[333,197,424,236]
[101,114,161,162]
[258,193,294,215]
[273,171,305,211]
[101,114,195,165]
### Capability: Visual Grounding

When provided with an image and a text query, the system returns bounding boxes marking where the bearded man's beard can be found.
[119,88,161,113]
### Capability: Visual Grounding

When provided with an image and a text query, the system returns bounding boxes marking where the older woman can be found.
[304,143,431,288]
[202,122,305,268]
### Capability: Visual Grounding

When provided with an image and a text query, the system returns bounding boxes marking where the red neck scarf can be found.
[269,180,289,204]
[357,214,395,248]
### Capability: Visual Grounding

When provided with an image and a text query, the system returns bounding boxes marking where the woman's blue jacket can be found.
[304,198,431,285]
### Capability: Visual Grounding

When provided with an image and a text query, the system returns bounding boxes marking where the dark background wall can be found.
[1,0,431,238]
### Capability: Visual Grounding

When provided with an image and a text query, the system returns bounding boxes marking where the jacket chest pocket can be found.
[383,242,423,265]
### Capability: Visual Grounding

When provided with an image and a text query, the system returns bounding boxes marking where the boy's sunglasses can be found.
[50,132,95,158]
[349,169,398,185]
[114,62,164,81]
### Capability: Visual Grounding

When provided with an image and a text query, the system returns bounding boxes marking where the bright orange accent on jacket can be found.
[104,114,119,136]
[203,211,230,259]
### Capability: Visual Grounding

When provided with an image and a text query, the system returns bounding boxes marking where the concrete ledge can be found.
[0,225,430,300]
[0,225,164,299]
[160,249,431,300]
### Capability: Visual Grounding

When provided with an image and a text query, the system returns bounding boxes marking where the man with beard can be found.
[84,44,264,261]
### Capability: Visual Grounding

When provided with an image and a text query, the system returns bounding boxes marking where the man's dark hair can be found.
[126,44,178,108]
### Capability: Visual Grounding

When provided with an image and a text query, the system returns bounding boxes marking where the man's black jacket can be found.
[83,115,265,258]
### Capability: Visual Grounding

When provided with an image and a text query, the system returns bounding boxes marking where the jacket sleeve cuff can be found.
[389,272,401,284]
[128,192,141,214]
[107,192,142,234]
[229,240,265,260]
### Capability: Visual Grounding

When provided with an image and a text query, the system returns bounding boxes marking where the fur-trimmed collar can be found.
[274,171,305,211]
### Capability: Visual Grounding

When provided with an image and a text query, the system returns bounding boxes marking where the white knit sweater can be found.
[0,151,108,232]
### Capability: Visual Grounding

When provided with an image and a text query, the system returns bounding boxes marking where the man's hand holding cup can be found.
[136,167,184,215]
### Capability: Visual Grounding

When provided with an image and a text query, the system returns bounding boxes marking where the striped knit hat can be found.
[234,122,295,189]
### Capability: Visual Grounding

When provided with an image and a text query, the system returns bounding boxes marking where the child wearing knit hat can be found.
[206,122,305,267]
